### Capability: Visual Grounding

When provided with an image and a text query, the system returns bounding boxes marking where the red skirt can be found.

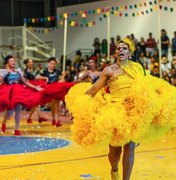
[0,84,11,111]
[0,84,42,111]
[29,79,47,88]
[40,82,75,105]
[12,84,42,109]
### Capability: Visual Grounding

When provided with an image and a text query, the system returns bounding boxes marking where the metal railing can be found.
[0,26,56,67]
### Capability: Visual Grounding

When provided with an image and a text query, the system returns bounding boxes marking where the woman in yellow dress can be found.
[65,38,176,180]
[84,39,139,180]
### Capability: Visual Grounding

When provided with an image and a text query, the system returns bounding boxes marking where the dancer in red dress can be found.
[0,55,43,135]
[23,58,48,124]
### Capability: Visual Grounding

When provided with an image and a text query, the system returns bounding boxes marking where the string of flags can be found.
[26,0,176,33]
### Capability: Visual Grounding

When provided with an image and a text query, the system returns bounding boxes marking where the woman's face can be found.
[115,42,131,61]
[7,57,16,68]
[88,59,96,69]
[27,59,33,68]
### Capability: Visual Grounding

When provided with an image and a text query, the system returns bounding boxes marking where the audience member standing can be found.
[137,37,146,56]
[171,31,176,56]
[110,37,117,56]
[161,29,170,58]
[93,37,101,55]
[146,32,157,57]
[101,39,108,57]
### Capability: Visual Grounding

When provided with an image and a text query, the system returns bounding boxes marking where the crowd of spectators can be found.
[35,29,176,87]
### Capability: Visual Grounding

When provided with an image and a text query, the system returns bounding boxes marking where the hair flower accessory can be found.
[123,38,136,54]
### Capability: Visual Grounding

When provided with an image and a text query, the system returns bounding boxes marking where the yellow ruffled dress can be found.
[65,61,176,147]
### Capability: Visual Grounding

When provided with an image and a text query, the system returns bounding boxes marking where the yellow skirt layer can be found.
[65,76,176,147]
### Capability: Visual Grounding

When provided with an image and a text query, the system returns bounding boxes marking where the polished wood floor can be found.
[0,110,176,180]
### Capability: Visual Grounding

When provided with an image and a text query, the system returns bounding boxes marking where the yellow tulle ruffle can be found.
[65,76,176,147]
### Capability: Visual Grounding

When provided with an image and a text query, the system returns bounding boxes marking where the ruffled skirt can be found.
[40,82,75,105]
[65,76,176,147]
[29,79,47,88]
[0,81,75,111]
[0,84,42,111]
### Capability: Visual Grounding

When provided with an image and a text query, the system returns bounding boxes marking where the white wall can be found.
[54,0,160,58]
[53,0,176,58]
[0,0,175,59]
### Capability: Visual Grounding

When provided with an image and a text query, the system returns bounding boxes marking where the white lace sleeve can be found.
[0,69,8,77]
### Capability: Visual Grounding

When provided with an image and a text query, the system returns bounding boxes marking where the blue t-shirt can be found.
[40,68,61,84]
[161,35,169,49]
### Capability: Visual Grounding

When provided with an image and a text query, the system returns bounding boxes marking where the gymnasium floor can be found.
[0,110,176,180]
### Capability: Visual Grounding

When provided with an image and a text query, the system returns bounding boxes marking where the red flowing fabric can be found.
[40,82,75,105]
[29,79,47,88]
[0,84,42,111]
[0,84,12,111]
[0,81,75,111]
[11,84,42,109]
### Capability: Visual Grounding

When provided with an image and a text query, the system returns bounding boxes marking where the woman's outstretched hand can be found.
[35,85,44,91]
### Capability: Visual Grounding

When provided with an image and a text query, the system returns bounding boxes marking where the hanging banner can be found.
[26,0,175,33]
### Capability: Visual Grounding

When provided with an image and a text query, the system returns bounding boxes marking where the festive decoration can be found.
[26,0,175,33]
[63,13,68,18]
[81,12,87,18]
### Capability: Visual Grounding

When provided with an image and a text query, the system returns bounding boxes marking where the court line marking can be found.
[0,147,176,170]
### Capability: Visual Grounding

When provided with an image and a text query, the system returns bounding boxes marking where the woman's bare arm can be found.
[86,67,112,97]
[77,71,89,82]
[0,76,4,85]
[20,76,43,91]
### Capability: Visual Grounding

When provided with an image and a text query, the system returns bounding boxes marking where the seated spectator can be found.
[163,75,171,83]
[171,56,176,70]
[149,56,159,72]
[161,56,171,74]
[171,74,176,86]
[150,65,160,78]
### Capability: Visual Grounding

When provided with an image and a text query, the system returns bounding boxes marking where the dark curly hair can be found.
[4,55,14,65]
